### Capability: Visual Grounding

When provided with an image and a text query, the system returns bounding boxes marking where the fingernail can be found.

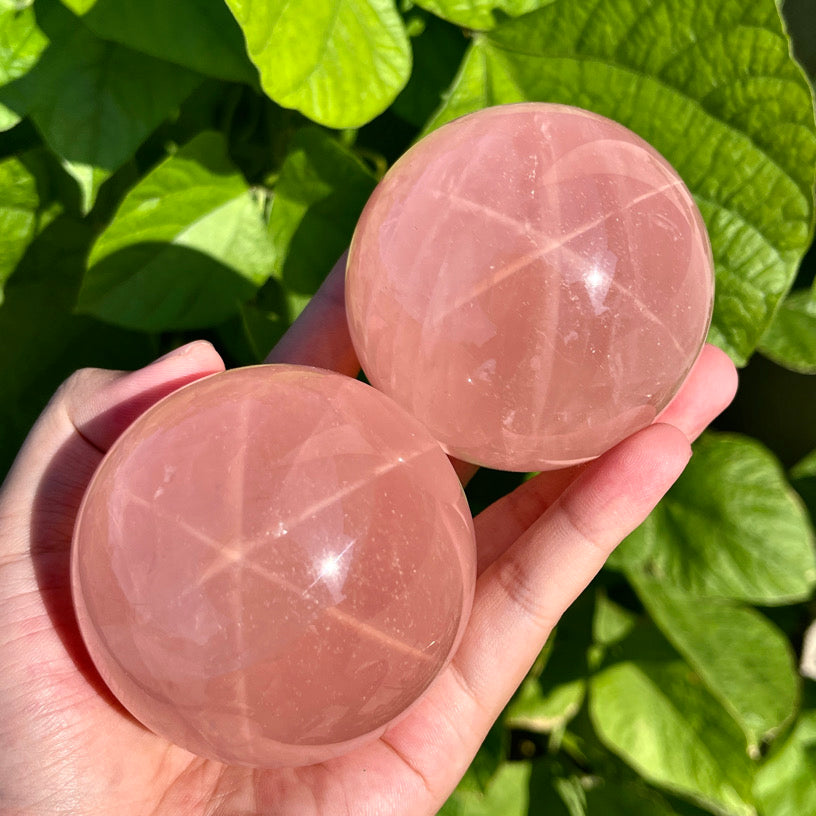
[149,340,214,367]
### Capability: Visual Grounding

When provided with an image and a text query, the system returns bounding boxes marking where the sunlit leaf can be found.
[426,0,816,365]
[611,433,816,604]
[224,0,410,128]
[79,132,274,330]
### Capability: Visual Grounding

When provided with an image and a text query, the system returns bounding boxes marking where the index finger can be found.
[265,252,360,377]
[265,253,482,485]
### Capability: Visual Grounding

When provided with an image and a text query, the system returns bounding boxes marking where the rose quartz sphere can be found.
[71,365,476,767]
[346,103,714,471]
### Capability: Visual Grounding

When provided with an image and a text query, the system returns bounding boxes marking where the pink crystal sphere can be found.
[346,103,714,471]
[71,365,476,767]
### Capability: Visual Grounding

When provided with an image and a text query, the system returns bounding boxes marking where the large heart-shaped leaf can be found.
[424,0,816,366]
[590,620,756,816]
[79,132,274,331]
[632,576,799,751]
[223,0,411,128]
[610,432,816,604]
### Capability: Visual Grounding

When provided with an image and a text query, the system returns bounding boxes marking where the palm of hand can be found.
[0,262,736,816]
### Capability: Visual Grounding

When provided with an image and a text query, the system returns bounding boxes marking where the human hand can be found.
[0,255,737,815]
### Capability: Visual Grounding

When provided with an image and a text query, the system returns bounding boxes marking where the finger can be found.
[465,422,690,692]
[382,423,691,795]
[70,341,226,452]
[458,423,690,711]
[472,341,737,573]
[450,457,479,486]
[473,466,584,574]
[265,252,360,377]
[1,341,224,555]
[656,343,738,441]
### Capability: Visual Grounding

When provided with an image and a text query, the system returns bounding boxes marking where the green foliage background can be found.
[1,0,816,812]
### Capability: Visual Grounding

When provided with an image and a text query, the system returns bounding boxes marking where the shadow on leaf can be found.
[78,243,261,332]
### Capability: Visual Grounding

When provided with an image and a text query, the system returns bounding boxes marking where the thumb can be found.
[1,340,225,561]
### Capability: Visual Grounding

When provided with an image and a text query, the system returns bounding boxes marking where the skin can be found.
[0,255,738,815]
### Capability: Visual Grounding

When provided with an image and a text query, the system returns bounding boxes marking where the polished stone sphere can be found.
[71,365,476,767]
[346,103,714,471]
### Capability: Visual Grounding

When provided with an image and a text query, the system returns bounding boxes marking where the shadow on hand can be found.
[29,432,127,711]
[28,373,212,718]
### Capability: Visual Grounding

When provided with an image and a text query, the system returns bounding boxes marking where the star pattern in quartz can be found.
[72,365,476,767]
[347,102,714,471]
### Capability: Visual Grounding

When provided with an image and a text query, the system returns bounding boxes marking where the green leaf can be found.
[216,278,293,366]
[391,11,467,129]
[791,448,816,520]
[223,0,411,128]
[754,707,816,816]
[632,576,799,750]
[528,759,688,816]
[592,592,637,649]
[611,433,816,604]
[527,759,586,816]
[66,0,257,85]
[425,0,816,366]
[583,779,687,816]
[438,760,531,816]
[59,0,95,12]
[0,0,48,130]
[79,132,274,331]
[0,154,39,303]
[0,213,153,473]
[758,289,816,374]
[589,621,757,816]
[269,127,376,301]
[415,0,551,31]
[791,448,816,482]
[59,163,113,213]
[0,0,201,212]
[508,668,585,735]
